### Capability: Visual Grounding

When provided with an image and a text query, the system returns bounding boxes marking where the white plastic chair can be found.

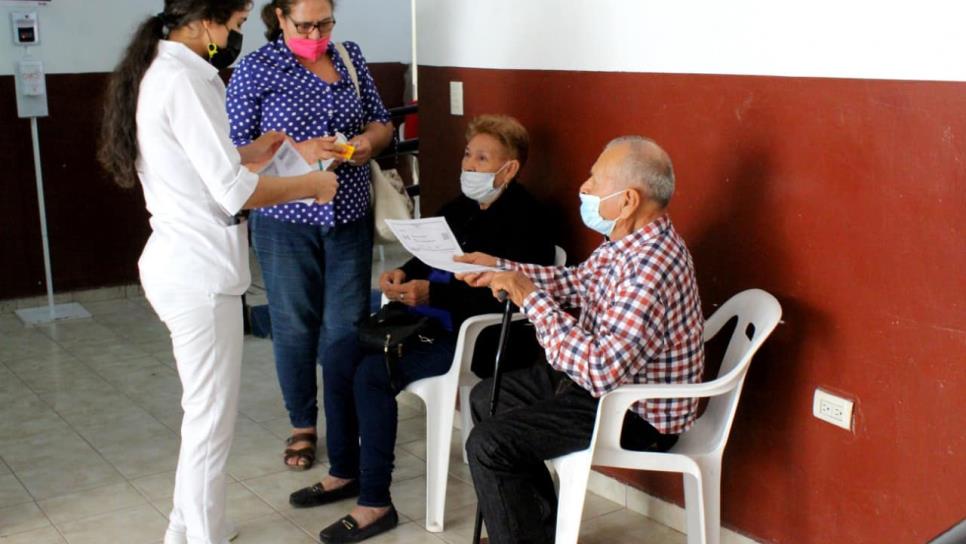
[403,312,525,532]
[550,288,782,544]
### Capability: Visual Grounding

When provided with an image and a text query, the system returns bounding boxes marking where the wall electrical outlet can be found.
[449,81,463,116]
[813,388,853,430]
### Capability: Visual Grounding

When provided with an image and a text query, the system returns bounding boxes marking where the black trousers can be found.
[466,364,678,544]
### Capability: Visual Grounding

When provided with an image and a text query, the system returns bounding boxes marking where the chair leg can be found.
[553,451,593,544]
[423,386,456,533]
[699,462,721,544]
[458,385,474,464]
[682,472,709,544]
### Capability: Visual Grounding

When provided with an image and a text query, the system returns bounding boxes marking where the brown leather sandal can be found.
[283,432,318,471]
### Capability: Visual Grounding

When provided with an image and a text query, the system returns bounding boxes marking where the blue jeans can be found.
[250,213,372,479]
[354,333,456,506]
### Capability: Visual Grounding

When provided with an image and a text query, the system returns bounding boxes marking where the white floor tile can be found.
[129,471,177,502]
[56,503,168,544]
[0,474,34,509]
[0,525,67,543]
[37,482,148,526]
[578,508,685,544]
[0,501,52,537]
[232,513,317,543]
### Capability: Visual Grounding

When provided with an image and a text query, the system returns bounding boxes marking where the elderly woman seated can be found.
[289,114,557,543]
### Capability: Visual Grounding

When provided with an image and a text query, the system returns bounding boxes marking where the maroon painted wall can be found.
[417,66,966,543]
[0,62,406,300]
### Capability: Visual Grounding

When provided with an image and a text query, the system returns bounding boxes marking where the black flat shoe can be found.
[319,506,399,543]
[289,480,360,508]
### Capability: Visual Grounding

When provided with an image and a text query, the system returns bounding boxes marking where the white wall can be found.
[0,0,411,75]
[416,0,966,82]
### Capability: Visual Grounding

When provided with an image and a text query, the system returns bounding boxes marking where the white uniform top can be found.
[135,40,258,295]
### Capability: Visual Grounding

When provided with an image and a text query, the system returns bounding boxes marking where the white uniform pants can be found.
[145,285,242,544]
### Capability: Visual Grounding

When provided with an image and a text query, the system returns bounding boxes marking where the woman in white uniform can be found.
[97,2,338,543]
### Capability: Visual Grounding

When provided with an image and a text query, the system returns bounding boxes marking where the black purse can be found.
[358,302,436,389]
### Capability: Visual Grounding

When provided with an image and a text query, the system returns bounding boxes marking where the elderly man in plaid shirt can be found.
[455,136,705,544]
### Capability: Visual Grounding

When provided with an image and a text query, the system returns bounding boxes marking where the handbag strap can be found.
[334,42,361,100]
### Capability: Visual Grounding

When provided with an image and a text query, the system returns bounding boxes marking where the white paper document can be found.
[384,217,503,274]
[258,140,315,205]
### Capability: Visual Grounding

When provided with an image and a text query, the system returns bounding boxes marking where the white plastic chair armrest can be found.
[600,378,743,406]
[591,377,747,454]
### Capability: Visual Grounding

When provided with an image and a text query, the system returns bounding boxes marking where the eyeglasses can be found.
[288,17,336,36]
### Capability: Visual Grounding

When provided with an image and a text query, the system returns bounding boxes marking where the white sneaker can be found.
[165,520,239,544]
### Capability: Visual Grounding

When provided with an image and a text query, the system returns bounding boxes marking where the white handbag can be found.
[335,42,413,243]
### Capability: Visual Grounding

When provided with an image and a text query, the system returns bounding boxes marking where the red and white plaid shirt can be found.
[501,215,704,434]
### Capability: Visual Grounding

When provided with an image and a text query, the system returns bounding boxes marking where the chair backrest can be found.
[677,289,782,453]
[554,245,567,266]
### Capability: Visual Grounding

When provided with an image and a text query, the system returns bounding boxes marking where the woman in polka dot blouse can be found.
[225,0,392,483]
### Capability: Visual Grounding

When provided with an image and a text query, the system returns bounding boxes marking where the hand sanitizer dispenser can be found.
[11,11,41,45]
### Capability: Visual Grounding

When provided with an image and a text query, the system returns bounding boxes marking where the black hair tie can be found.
[156,12,174,36]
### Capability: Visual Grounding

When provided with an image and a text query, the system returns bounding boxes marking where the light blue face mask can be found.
[579,190,625,237]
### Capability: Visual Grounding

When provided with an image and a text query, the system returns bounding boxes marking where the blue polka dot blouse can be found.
[226,39,391,226]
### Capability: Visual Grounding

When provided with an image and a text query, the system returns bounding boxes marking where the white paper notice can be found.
[384,217,503,274]
[258,140,315,205]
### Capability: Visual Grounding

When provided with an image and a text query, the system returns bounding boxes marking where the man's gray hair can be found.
[605,136,675,207]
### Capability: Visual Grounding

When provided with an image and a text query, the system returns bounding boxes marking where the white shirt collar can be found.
[157,40,218,81]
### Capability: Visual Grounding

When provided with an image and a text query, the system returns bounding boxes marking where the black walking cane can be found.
[472,289,514,544]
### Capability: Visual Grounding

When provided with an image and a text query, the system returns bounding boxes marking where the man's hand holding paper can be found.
[454,253,537,306]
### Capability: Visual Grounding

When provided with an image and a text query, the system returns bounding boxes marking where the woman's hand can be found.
[379,269,407,298]
[305,171,339,203]
[239,130,286,167]
[394,280,430,307]
[294,136,349,166]
[347,134,373,165]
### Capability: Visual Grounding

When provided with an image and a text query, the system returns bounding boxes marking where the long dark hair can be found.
[98,0,251,189]
[261,0,336,42]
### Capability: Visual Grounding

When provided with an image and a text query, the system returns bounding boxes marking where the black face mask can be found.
[207,29,243,70]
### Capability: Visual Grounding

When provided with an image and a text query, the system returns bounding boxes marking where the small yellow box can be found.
[337,143,356,161]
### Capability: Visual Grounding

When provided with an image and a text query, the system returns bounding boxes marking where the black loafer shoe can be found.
[319,506,399,543]
[289,480,360,508]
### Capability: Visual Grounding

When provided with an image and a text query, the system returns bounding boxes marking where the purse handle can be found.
[335,42,401,168]
[334,42,362,100]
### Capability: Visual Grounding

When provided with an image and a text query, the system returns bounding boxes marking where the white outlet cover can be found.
[813,388,853,431]
[449,81,463,116]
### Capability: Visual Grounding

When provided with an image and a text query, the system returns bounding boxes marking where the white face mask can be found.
[460,162,510,204]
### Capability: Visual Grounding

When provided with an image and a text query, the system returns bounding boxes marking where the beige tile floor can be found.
[0,249,684,543]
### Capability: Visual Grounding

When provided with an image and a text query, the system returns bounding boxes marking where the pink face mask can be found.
[287,36,330,61]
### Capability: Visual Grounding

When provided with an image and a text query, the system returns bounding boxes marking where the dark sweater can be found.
[398,182,557,375]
